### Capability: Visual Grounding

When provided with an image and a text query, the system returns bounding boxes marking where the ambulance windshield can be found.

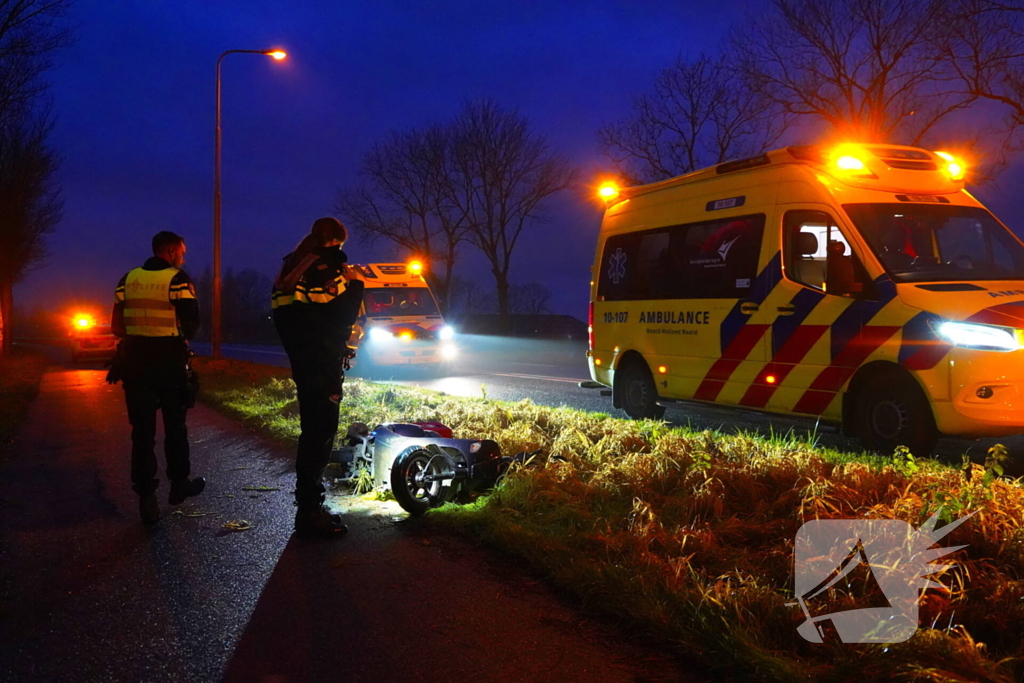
[844,204,1024,283]
[364,287,439,317]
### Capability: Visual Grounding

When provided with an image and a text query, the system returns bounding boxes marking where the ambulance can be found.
[588,144,1024,455]
[350,261,456,369]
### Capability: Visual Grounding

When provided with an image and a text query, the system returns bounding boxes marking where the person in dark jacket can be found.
[111,231,206,524]
[272,217,364,537]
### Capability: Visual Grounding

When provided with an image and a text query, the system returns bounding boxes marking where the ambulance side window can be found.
[597,214,765,301]
[784,211,871,298]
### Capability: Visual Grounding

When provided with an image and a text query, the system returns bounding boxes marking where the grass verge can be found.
[0,349,49,449]
[194,357,1023,682]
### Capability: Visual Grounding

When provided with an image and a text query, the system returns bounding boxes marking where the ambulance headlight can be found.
[369,327,393,342]
[438,326,455,340]
[441,344,458,359]
[934,321,1020,351]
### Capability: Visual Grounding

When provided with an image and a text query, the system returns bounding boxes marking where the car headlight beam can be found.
[934,321,1020,351]
[369,327,393,342]
[438,326,455,340]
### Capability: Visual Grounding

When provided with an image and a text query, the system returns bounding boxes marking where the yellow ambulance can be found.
[588,144,1024,455]
[349,261,456,369]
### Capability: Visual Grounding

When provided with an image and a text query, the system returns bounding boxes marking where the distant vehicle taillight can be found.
[588,302,594,350]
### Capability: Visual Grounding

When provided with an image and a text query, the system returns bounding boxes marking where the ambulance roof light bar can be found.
[597,181,620,204]
[934,151,966,181]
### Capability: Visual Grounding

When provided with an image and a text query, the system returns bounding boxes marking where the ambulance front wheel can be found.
[854,372,938,457]
[618,360,666,421]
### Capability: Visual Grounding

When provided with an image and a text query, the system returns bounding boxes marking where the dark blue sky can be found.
[16,0,1024,319]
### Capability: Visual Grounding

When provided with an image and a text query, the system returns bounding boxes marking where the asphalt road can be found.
[194,336,1024,473]
[0,350,700,683]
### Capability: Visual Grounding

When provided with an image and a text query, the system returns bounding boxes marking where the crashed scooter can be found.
[334,421,539,515]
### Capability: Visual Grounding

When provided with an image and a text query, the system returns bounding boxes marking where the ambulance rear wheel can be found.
[854,373,938,457]
[618,360,665,421]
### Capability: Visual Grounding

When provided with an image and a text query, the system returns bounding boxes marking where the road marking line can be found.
[491,372,588,384]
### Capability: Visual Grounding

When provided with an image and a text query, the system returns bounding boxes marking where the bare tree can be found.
[508,282,552,315]
[446,274,485,316]
[930,0,1024,161]
[447,100,578,319]
[0,108,62,354]
[0,0,71,114]
[337,125,468,313]
[0,0,71,353]
[732,0,1024,151]
[599,53,787,183]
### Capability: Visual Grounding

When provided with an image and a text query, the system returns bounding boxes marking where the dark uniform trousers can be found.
[286,342,342,508]
[122,340,191,496]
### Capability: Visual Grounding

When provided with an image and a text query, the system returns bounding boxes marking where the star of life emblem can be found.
[608,248,627,284]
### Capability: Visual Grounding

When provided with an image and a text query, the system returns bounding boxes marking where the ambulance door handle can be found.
[739,302,759,315]
[777,304,797,316]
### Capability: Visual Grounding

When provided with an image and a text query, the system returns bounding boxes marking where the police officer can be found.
[272,217,364,538]
[111,231,205,525]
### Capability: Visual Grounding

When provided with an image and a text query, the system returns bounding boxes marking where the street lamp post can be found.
[213,48,287,359]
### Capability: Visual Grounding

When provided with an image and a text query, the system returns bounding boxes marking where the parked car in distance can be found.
[70,317,117,364]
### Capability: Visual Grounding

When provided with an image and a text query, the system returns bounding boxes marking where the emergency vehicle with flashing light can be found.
[349,261,456,370]
[69,314,117,363]
[588,143,1024,456]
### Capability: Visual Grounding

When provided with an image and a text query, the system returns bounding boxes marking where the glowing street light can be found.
[212,48,287,359]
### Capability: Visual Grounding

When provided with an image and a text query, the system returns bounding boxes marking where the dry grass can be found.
[195,357,1024,682]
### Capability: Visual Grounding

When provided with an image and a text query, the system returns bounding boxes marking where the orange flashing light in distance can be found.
[74,316,93,329]
[765,375,777,385]
[658,365,668,374]
[935,151,966,181]
[399,331,413,342]
[408,260,423,276]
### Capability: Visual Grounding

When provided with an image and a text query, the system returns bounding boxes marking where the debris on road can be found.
[222,520,253,531]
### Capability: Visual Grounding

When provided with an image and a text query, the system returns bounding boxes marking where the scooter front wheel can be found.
[390,446,456,516]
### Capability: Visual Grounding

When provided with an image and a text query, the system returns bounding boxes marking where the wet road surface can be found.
[0,358,702,682]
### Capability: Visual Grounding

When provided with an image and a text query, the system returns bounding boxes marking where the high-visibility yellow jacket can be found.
[112,257,200,339]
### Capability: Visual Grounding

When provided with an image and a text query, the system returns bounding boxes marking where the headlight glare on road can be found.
[439,326,455,340]
[934,321,1020,351]
[369,327,393,342]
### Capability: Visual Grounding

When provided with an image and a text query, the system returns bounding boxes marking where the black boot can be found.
[294,505,349,538]
[168,477,206,505]
[139,494,160,525]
